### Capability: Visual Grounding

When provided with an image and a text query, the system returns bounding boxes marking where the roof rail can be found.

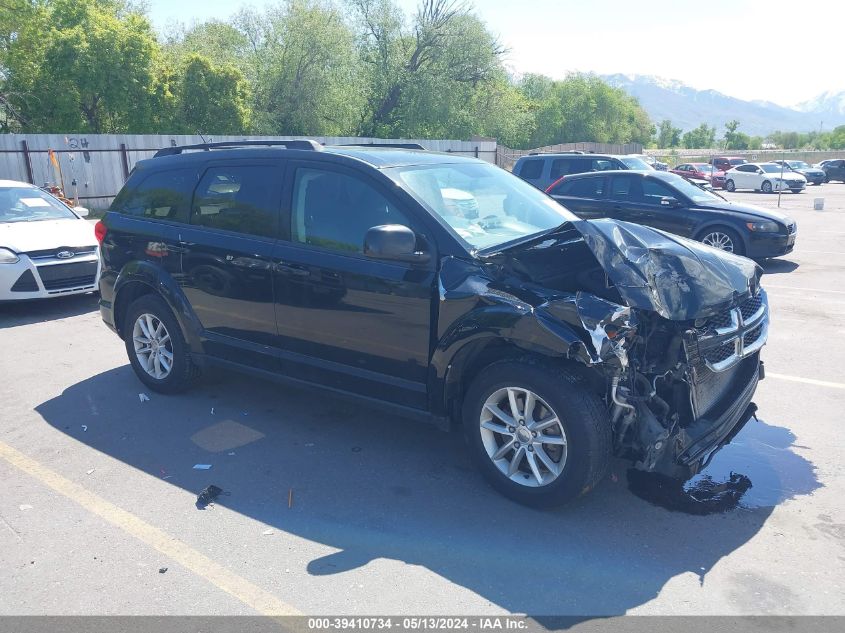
[528,150,584,156]
[153,139,323,158]
[338,142,427,150]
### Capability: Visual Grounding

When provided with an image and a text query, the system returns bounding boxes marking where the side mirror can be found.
[74,206,89,217]
[364,224,429,264]
[660,196,682,208]
[757,169,764,174]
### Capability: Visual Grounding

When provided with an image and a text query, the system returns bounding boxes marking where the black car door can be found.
[830,160,845,181]
[271,162,436,410]
[639,177,698,237]
[547,175,608,218]
[168,160,283,371]
[606,174,650,225]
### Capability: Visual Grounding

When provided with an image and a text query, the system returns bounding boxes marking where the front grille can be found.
[706,310,733,330]
[743,323,764,347]
[786,180,803,187]
[739,293,763,321]
[25,245,98,260]
[36,261,98,290]
[691,360,744,419]
[705,341,735,365]
[10,270,39,292]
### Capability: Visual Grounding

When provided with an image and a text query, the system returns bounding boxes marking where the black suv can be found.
[513,153,651,191]
[97,140,768,507]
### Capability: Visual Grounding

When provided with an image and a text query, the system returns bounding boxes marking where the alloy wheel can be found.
[479,387,568,487]
[132,313,174,379]
[701,231,735,253]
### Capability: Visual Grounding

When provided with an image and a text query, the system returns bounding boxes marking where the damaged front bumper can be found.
[605,289,769,479]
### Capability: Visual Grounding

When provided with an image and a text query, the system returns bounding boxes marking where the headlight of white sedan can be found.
[0,247,20,264]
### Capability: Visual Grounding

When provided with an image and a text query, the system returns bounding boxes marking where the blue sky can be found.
[145,0,845,107]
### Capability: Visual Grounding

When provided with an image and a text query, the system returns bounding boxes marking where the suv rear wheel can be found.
[462,359,610,507]
[124,294,199,394]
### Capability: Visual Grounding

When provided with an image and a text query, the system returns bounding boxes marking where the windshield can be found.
[620,156,652,169]
[760,163,787,173]
[390,162,577,251]
[787,161,810,169]
[668,174,724,204]
[0,186,77,223]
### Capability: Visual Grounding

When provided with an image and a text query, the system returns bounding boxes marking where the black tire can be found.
[697,226,745,256]
[791,189,802,194]
[124,294,199,394]
[824,174,830,183]
[461,358,611,508]
[761,180,773,194]
[725,179,736,192]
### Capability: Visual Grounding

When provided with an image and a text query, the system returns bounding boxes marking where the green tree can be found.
[349,0,507,138]
[242,0,366,135]
[520,73,654,148]
[682,123,716,149]
[5,0,167,132]
[657,119,682,148]
[174,54,251,134]
[828,125,845,150]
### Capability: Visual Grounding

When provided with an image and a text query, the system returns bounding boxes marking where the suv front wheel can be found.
[462,359,611,507]
[124,294,199,394]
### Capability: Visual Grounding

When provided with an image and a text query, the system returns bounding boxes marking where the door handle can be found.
[274,261,309,276]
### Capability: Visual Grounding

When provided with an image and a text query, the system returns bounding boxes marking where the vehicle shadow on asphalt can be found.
[36,366,821,616]
[0,293,99,329]
[760,259,799,275]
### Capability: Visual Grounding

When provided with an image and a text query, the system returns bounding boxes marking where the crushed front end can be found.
[606,288,767,478]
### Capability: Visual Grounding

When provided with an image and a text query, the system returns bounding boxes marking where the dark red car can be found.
[672,163,727,189]
[710,156,747,173]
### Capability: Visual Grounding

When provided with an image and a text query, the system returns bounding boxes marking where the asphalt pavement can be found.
[1,182,844,617]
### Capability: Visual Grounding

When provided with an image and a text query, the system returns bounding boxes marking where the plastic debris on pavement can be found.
[139,393,150,402]
[86,469,95,475]
[262,529,274,536]
[159,567,168,574]
[192,464,212,470]
[196,485,224,509]
[19,504,33,511]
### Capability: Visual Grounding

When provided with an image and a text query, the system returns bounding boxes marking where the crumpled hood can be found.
[573,218,761,321]
[0,218,97,253]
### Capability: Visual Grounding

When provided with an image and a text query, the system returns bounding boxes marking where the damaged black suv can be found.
[97,140,768,507]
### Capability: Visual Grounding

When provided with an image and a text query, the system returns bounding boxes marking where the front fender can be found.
[113,261,204,351]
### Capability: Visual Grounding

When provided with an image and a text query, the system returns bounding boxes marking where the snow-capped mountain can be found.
[600,74,845,136]
[794,91,845,119]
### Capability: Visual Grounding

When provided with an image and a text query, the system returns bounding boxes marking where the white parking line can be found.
[767,373,845,390]
[796,250,845,255]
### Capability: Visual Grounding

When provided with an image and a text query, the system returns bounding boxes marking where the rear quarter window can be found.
[552,177,605,198]
[517,159,543,180]
[111,169,197,222]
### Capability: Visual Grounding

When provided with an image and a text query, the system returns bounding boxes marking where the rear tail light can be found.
[94,220,108,244]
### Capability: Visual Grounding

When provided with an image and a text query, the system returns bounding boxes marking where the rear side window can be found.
[550,158,592,178]
[111,169,196,222]
[518,159,543,180]
[552,177,605,198]
[291,168,410,254]
[191,165,282,238]
[609,175,643,201]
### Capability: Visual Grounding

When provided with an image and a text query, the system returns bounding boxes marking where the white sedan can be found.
[1,179,100,301]
[724,162,806,194]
